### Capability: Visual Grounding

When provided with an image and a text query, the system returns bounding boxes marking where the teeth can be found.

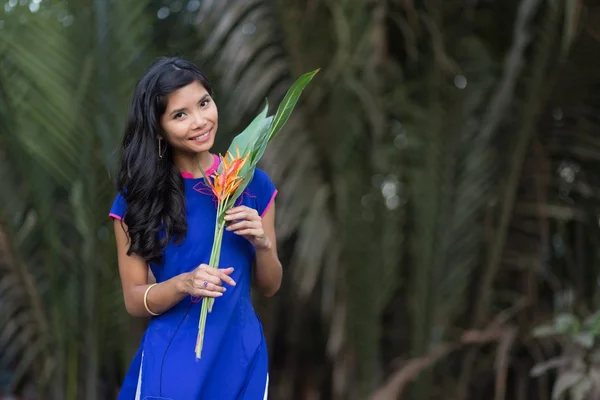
[191,132,208,140]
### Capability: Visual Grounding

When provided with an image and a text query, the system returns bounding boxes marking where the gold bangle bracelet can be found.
[143,283,160,316]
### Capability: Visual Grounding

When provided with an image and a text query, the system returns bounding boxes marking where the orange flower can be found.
[206,149,249,202]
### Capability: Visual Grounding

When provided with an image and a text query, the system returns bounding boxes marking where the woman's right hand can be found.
[178,264,236,298]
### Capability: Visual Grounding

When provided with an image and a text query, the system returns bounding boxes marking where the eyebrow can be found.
[169,94,211,117]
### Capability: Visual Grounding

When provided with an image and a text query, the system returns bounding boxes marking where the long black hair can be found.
[117,56,213,264]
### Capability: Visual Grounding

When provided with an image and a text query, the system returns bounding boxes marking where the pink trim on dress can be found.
[206,153,220,175]
[181,171,194,179]
[109,213,122,221]
[261,190,278,218]
[180,154,220,179]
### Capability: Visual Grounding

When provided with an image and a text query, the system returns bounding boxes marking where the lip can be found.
[188,128,212,143]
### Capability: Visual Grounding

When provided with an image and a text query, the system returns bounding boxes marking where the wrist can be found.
[174,273,190,295]
[255,239,273,253]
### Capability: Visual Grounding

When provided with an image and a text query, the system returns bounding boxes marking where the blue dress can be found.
[109,154,277,400]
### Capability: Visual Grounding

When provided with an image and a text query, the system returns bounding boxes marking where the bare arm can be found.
[113,219,236,317]
[253,204,282,297]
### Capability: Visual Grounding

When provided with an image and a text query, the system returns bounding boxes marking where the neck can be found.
[174,151,214,178]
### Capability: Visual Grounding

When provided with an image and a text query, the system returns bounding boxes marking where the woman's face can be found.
[160,80,218,156]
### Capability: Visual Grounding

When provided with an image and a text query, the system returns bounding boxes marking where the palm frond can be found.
[0,155,51,394]
[0,0,154,397]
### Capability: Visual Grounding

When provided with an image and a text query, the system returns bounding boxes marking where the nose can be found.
[192,111,207,129]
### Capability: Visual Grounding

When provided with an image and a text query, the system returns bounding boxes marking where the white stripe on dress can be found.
[263,374,269,400]
[134,352,143,400]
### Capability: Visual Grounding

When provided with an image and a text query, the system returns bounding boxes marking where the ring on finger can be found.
[203,282,223,291]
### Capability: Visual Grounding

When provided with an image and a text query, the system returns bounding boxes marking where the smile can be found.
[189,130,210,142]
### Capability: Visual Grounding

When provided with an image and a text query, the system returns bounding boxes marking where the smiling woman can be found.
[160,81,218,174]
[110,56,281,399]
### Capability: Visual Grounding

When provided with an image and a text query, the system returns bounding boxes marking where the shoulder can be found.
[247,168,276,196]
[109,191,127,220]
[249,168,274,187]
[245,168,277,217]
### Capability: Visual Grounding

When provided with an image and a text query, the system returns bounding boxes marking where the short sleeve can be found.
[109,192,127,221]
[251,169,277,217]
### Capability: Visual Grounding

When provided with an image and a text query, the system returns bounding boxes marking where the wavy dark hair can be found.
[117,56,213,264]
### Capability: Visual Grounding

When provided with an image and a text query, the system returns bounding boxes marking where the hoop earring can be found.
[158,138,166,159]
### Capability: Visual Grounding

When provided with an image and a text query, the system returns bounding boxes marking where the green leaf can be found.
[227,102,270,163]
[268,69,319,140]
[208,69,318,213]
[204,104,271,213]
[221,70,318,207]
[249,116,276,165]
[221,69,318,208]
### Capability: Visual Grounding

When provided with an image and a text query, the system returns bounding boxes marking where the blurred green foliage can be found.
[0,0,599,399]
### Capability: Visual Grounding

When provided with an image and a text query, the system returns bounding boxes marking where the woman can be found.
[109,56,282,399]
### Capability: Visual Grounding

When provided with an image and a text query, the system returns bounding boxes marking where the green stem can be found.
[195,206,226,359]
[207,223,224,312]
[195,296,208,359]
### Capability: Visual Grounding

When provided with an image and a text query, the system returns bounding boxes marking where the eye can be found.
[200,98,211,107]
[174,112,185,120]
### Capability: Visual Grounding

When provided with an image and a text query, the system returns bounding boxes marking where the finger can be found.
[224,209,259,221]
[224,208,247,219]
[192,289,223,298]
[221,267,235,275]
[226,206,252,214]
[199,282,226,293]
[195,269,221,284]
[217,269,237,286]
[233,228,264,238]
[224,213,248,222]
[226,221,259,231]
[204,268,236,286]
[193,263,211,272]
[194,273,221,287]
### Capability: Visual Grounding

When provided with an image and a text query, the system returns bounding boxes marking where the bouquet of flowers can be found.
[195,69,319,359]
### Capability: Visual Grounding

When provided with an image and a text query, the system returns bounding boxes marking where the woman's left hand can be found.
[224,206,271,250]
